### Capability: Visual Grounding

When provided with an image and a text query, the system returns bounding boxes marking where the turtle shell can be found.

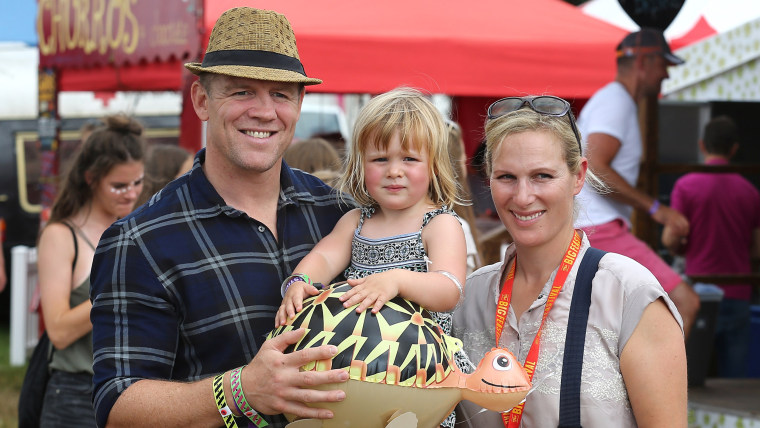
[267,282,462,387]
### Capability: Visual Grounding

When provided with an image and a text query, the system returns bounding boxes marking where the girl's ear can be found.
[84,171,94,187]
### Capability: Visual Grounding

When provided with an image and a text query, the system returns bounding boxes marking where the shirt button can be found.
[258,226,266,233]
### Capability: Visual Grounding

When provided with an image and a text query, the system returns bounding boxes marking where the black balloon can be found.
[618,0,685,31]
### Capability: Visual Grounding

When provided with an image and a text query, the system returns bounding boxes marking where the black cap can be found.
[616,28,685,65]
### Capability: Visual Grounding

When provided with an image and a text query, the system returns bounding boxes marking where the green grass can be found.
[0,324,28,428]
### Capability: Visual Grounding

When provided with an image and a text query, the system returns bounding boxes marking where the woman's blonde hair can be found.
[337,87,460,208]
[484,107,606,193]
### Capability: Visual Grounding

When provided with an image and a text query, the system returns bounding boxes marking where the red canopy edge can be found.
[57,59,185,92]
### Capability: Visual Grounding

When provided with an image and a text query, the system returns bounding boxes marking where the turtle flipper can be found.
[386,410,418,427]
[286,419,323,428]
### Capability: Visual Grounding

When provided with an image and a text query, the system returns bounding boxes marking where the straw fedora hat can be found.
[185,7,322,85]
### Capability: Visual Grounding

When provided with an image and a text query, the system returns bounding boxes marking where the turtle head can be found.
[461,347,531,411]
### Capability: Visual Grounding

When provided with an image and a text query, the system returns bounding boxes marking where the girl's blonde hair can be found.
[337,87,460,208]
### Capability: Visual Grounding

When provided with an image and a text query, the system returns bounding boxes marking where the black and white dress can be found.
[344,205,468,428]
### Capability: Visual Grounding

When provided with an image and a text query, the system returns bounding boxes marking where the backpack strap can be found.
[558,247,606,428]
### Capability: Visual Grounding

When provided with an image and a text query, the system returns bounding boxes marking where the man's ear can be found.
[698,139,707,156]
[729,142,739,158]
[191,80,210,122]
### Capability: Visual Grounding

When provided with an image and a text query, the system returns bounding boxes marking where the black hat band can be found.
[201,49,307,76]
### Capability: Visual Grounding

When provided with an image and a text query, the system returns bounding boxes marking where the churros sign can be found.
[37,0,200,67]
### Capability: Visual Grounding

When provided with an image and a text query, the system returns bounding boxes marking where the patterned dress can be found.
[344,206,463,428]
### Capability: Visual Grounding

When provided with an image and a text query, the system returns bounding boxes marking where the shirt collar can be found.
[490,231,592,306]
[705,157,729,166]
[187,149,318,217]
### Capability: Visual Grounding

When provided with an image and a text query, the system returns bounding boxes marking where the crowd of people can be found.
[12,5,758,428]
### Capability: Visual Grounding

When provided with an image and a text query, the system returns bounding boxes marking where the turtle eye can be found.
[492,354,513,371]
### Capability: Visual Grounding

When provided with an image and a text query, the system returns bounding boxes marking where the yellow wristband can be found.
[213,372,238,428]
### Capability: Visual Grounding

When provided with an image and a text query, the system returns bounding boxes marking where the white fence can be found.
[10,245,39,366]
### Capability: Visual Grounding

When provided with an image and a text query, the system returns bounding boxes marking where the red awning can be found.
[57,59,187,92]
[202,0,627,99]
[50,0,627,98]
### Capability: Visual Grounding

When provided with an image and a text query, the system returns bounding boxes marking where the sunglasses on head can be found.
[487,95,582,154]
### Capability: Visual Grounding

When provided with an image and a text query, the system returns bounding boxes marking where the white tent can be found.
[0,43,182,120]
[581,0,760,41]
[662,17,760,101]
[580,0,760,102]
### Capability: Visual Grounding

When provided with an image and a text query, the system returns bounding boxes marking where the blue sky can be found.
[1,1,38,45]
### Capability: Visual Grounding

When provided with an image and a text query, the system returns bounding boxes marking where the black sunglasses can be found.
[487,96,582,154]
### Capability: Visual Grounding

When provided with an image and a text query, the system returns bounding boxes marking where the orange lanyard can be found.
[496,230,582,428]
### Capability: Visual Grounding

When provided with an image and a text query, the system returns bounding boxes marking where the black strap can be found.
[61,221,78,270]
[558,247,606,428]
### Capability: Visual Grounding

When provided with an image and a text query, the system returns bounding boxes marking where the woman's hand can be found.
[276,281,320,327]
[340,271,401,314]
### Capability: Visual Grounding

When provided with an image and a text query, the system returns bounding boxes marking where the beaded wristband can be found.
[212,373,238,428]
[648,200,660,216]
[230,366,269,427]
[280,273,311,297]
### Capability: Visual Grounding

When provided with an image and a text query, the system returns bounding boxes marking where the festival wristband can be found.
[648,200,660,216]
[212,373,238,428]
[230,366,269,427]
[280,273,311,297]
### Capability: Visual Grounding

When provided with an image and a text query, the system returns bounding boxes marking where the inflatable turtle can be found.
[267,282,532,428]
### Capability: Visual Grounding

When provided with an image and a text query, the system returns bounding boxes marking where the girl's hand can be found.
[340,271,400,314]
[276,281,320,327]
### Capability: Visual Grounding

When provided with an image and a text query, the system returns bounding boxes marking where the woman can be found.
[135,144,193,206]
[37,114,145,427]
[284,137,343,187]
[445,119,483,274]
[452,96,687,427]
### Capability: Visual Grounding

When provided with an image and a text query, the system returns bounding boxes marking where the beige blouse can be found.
[452,234,683,427]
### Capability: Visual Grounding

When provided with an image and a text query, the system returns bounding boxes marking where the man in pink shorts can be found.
[574,29,700,337]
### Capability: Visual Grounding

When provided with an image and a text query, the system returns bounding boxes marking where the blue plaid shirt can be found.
[90,149,352,427]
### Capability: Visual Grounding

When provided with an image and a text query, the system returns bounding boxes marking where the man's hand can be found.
[652,204,689,237]
[244,328,348,419]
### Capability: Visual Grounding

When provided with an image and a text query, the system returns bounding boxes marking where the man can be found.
[574,28,700,337]
[90,8,352,427]
[663,115,760,377]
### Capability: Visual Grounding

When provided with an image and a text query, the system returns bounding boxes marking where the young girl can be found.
[276,87,467,334]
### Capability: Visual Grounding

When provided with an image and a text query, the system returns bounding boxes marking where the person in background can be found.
[0,238,6,293]
[663,115,760,378]
[574,28,700,337]
[135,144,194,206]
[37,114,146,427]
[453,95,687,427]
[89,7,353,428]
[284,137,342,186]
[446,119,483,274]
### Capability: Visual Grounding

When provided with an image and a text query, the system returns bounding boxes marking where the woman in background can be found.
[135,144,193,206]
[284,137,343,187]
[446,120,483,274]
[37,114,146,427]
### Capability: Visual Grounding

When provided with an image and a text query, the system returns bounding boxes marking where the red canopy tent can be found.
[39,0,628,152]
